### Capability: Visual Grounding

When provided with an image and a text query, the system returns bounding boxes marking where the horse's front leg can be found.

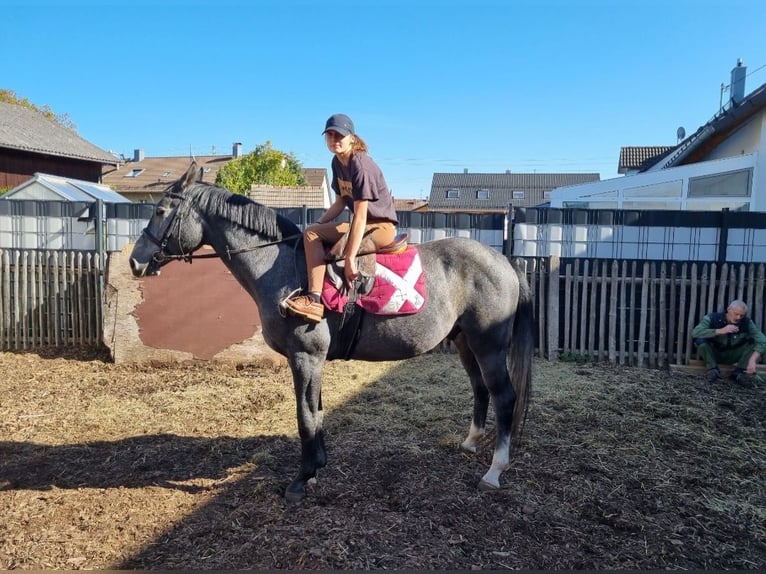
[285,352,327,502]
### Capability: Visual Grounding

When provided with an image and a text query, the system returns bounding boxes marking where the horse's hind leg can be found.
[453,334,489,454]
[457,331,516,490]
[477,350,516,490]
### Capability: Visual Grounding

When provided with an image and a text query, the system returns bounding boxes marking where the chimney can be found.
[232,142,243,158]
[730,58,747,106]
[133,148,144,162]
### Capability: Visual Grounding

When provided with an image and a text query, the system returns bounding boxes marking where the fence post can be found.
[547,256,560,361]
[504,204,515,256]
[95,199,106,327]
[718,208,730,265]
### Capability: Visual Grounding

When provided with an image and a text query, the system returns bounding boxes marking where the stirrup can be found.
[278,288,303,318]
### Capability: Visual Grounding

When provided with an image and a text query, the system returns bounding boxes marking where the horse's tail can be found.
[509,259,535,447]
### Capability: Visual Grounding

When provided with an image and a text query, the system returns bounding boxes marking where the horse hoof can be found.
[478,478,499,492]
[460,441,477,454]
[284,480,306,502]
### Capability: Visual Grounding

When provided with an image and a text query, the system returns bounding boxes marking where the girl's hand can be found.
[344,258,359,288]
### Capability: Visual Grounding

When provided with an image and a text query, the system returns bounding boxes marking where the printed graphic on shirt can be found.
[337,178,353,199]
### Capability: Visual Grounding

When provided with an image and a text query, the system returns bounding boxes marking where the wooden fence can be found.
[0,249,102,350]
[1,248,765,370]
[518,256,766,368]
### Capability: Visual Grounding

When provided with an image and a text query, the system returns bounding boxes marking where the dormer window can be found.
[125,168,144,178]
[476,189,490,200]
[446,188,460,199]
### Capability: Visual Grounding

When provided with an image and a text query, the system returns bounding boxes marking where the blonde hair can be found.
[350,135,368,154]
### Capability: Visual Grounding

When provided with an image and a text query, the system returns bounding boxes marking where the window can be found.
[476,189,489,200]
[125,168,145,178]
[624,180,682,198]
[512,190,525,200]
[446,189,460,199]
[688,169,752,197]
[543,191,552,200]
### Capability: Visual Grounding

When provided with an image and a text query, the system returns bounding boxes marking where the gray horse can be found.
[129,163,534,501]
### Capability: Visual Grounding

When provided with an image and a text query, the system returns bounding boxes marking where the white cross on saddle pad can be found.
[321,246,427,315]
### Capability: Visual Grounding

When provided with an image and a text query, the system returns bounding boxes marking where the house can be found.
[428,171,600,212]
[102,145,332,207]
[394,198,429,212]
[618,146,675,175]
[551,60,766,211]
[102,148,236,203]
[249,167,332,208]
[0,101,118,189]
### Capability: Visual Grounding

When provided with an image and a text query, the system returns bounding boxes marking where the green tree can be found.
[215,141,306,195]
[0,89,77,130]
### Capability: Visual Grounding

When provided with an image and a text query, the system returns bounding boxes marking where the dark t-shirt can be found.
[331,152,398,224]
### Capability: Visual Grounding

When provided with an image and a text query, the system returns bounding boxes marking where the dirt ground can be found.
[0,347,764,570]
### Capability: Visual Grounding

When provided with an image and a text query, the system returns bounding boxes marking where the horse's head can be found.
[129,162,205,277]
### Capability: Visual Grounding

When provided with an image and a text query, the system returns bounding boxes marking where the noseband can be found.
[140,192,192,264]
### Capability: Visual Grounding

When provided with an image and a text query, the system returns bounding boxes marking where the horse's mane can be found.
[185,182,302,240]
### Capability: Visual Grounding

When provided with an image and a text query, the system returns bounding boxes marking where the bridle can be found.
[140,191,302,265]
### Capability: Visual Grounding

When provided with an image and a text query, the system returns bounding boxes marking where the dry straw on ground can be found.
[1,348,764,569]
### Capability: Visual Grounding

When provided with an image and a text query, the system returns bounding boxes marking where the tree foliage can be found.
[0,89,77,131]
[215,141,307,195]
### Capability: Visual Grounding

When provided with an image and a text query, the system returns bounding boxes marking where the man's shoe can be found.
[705,367,721,382]
[729,367,746,383]
[730,368,755,386]
[285,295,324,323]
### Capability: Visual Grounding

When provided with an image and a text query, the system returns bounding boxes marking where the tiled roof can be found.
[665,80,766,168]
[250,185,328,208]
[428,172,600,211]
[103,155,330,204]
[394,198,429,212]
[102,155,231,195]
[302,167,327,187]
[618,146,675,174]
[0,101,117,164]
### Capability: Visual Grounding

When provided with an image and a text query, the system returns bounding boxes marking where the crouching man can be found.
[691,299,766,384]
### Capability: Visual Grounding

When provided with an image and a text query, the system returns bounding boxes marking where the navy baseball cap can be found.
[322,113,355,137]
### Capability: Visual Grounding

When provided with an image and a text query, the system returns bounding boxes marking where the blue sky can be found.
[3,0,766,199]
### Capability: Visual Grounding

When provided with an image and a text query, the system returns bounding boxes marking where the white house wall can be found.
[705,114,764,161]
[550,153,760,211]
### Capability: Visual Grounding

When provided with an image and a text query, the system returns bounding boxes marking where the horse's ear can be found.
[182,161,200,187]
[167,161,199,194]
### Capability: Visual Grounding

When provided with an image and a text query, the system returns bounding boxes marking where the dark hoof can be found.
[285,479,306,502]
[478,479,499,492]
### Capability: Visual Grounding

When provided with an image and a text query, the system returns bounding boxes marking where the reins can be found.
[173,233,303,261]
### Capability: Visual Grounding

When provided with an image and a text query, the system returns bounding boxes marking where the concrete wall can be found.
[104,245,285,366]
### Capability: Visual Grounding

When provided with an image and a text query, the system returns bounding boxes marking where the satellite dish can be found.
[677,126,686,142]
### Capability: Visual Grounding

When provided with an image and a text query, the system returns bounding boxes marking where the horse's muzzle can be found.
[129,257,160,277]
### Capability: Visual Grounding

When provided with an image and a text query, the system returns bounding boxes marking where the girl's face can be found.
[325,130,353,157]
